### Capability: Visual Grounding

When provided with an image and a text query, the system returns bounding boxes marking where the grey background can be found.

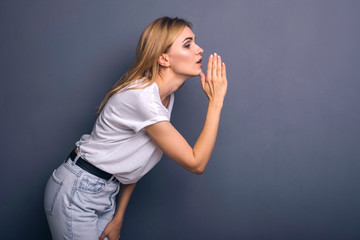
[1,0,360,239]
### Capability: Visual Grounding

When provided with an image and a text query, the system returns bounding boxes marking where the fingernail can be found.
[210,54,213,58]
[214,53,217,56]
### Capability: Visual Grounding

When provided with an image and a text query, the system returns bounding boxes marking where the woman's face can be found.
[166,26,204,77]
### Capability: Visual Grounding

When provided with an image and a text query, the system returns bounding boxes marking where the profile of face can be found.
[161,26,204,78]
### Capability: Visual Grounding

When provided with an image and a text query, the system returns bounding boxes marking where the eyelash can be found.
[184,43,191,48]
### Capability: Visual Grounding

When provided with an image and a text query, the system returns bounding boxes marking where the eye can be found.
[184,43,191,48]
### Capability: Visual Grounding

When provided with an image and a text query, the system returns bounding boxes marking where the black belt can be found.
[67,149,116,182]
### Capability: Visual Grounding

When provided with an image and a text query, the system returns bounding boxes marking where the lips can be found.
[196,57,202,63]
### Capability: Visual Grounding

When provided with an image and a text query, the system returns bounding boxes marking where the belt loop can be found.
[108,175,115,183]
[72,151,81,166]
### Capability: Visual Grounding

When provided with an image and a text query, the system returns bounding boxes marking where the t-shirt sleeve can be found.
[118,86,170,133]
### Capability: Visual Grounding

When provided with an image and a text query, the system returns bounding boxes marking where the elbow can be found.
[191,166,205,175]
[185,156,207,175]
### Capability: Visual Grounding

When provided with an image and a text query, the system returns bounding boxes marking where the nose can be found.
[197,44,204,55]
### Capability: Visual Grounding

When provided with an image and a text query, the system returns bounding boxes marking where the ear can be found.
[158,54,170,67]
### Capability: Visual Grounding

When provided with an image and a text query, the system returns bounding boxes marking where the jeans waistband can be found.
[66,149,118,182]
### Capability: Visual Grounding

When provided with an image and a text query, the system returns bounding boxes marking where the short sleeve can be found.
[116,84,170,133]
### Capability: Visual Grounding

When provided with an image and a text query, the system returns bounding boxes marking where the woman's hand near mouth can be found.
[199,53,227,106]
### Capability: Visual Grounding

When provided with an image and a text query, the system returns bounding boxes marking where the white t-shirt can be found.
[75,80,174,184]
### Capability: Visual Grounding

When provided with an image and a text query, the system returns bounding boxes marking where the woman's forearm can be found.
[192,100,223,173]
[112,182,136,224]
[144,53,227,175]
[191,54,227,174]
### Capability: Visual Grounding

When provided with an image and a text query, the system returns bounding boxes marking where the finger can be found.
[99,229,108,240]
[212,53,217,78]
[221,62,226,81]
[217,55,222,79]
[99,231,107,240]
[199,71,205,89]
[206,54,213,79]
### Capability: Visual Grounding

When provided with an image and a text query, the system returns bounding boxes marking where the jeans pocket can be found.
[105,183,120,211]
[44,169,63,215]
[77,173,106,194]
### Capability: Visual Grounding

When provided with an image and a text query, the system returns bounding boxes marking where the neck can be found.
[154,69,189,104]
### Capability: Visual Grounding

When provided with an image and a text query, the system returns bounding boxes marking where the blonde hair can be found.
[97,16,192,113]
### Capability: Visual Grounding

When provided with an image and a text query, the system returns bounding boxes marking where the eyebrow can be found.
[182,36,196,43]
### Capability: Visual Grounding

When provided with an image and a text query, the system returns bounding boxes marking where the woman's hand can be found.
[200,53,228,105]
[99,219,122,240]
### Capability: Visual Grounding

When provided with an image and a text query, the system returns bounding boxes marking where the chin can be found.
[188,72,201,78]
[191,68,203,76]
[181,69,202,79]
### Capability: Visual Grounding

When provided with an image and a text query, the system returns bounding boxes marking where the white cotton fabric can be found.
[75,79,174,184]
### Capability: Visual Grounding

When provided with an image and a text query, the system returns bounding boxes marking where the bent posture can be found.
[44,16,227,240]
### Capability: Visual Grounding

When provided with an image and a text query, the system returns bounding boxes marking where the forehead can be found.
[174,26,195,44]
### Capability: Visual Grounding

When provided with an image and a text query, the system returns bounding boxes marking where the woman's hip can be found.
[44,156,120,239]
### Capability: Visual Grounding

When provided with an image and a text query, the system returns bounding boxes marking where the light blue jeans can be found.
[44,156,120,240]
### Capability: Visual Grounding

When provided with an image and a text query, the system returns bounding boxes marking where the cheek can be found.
[170,50,193,68]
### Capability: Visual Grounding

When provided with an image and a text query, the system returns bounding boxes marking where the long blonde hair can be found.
[97,16,192,113]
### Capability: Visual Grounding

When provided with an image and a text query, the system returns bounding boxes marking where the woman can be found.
[44,16,227,240]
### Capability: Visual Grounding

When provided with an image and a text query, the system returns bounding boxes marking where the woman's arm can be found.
[99,182,136,240]
[145,53,227,174]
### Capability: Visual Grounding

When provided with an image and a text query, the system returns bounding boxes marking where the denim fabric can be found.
[44,157,120,240]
